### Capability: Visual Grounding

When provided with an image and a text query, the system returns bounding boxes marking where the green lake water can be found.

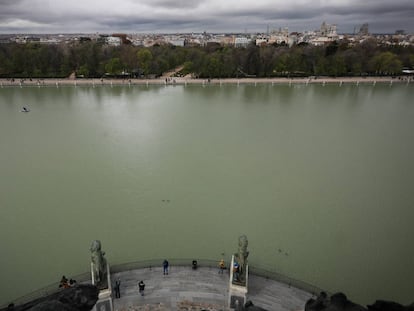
[0,83,413,306]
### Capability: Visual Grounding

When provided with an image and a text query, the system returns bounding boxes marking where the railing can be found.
[1,258,326,309]
[248,266,326,297]
[110,258,220,273]
[112,258,326,296]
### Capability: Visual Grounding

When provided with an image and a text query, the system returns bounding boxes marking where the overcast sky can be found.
[0,0,413,34]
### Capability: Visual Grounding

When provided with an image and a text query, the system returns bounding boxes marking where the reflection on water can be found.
[0,84,413,305]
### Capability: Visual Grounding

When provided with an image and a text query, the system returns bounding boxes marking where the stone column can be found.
[228,255,249,310]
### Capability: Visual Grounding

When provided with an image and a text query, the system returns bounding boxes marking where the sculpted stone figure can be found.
[233,235,249,284]
[90,240,107,287]
[237,235,249,275]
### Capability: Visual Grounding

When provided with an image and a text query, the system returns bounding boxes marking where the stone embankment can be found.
[110,266,312,311]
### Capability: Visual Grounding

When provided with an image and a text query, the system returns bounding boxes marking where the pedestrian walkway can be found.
[111,265,313,311]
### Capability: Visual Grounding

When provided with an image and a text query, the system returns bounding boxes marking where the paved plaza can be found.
[110,265,313,311]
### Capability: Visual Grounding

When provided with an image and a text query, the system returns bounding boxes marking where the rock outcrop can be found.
[367,300,414,311]
[3,285,98,311]
[305,292,367,311]
[305,292,414,311]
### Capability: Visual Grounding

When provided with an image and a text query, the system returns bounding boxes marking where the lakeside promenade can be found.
[0,76,411,88]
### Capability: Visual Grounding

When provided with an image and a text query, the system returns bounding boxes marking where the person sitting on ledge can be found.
[192,260,198,270]
[59,275,69,288]
[233,262,240,282]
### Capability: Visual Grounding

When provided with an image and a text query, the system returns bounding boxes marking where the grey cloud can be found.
[0,0,26,18]
[0,0,25,7]
[325,1,414,16]
[147,0,204,9]
[0,0,413,34]
[92,14,214,33]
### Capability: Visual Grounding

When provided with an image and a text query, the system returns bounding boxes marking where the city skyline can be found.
[0,0,413,34]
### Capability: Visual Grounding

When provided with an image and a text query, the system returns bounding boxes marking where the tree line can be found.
[0,39,413,79]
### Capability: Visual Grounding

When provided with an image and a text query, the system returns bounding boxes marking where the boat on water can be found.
[21,107,30,112]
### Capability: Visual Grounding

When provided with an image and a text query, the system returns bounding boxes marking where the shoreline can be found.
[0,76,412,87]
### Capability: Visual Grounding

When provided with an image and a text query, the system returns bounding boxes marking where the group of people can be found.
[59,276,76,289]
[113,259,170,299]
[113,279,145,299]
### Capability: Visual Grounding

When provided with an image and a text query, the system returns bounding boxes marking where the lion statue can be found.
[237,235,249,273]
[90,240,107,286]
[233,235,249,284]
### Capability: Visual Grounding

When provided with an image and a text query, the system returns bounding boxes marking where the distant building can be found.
[39,38,60,44]
[0,37,11,44]
[106,36,122,46]
[97,34,109,44]
[14,36,40,44]
[305,22,339,46]
[185,37,202,47]
[319,21,337,37]
[131,39,144,46]
[287,33,300,47]
[167,37,185,47]
[220,36,234,46]
[255,36,268,46]
[234,37,250,47]
[310,36,334,46]
[358,23,369,36]
[112,34,131,44]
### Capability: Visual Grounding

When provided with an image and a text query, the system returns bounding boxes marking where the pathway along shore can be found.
[0,76,412,87]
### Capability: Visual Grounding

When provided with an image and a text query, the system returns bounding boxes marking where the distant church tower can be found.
[320,21,337,37]
[358,23,369,36]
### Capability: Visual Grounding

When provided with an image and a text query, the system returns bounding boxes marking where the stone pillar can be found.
[228,255,248,310]
[91,263,113,311]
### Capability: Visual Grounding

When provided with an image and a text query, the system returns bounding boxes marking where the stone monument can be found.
[90,240,107,288]
[234,235,249,284]
[229,235,249,310]
[90,240,113,311]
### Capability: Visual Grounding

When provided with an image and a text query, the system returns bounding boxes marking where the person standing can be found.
[114,280,121,298]
[163,259,169,275]
[233,262,240,282]
[138,280,145,296]
[218,259,225,274]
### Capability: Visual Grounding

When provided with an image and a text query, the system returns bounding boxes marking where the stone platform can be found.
[111,266,313,311]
